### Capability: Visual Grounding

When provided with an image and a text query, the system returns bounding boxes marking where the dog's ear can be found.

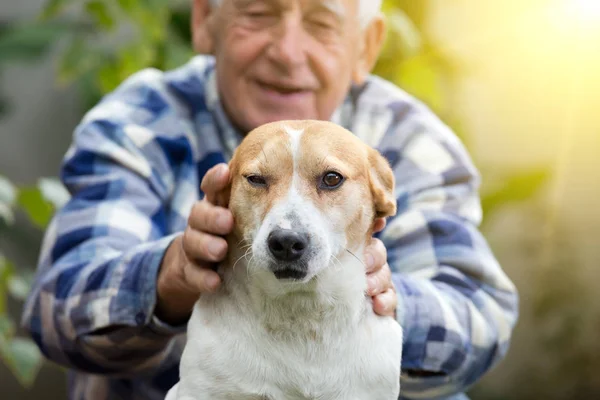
[368,148,397,219]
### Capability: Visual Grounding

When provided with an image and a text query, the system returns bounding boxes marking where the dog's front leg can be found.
[164,382,179,400]
[168,378,266,400]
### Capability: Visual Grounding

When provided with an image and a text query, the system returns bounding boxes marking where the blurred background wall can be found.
[1,0,599,399]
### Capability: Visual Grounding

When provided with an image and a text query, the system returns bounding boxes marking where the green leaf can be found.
[0,292,6,318]
[0,315,15,339]
[0,176,17,225]
[481,168,552,216]
[1,338,43,388]
[136,7,169,42]
[17,187,54,229]
[39,0,72,20]
[97,63,122,93]
[85,1,115,30]
[38,178,70,210]
[0,254,15,282]
[118,41,157,80]
[168,7,193,43]
[0,257,18,315]
[7,275,31,302]
[163,40,194,71]
[0,176,17,206]
[116,0,137,15]
[58,38,106,85]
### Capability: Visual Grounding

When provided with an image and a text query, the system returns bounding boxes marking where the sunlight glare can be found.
[572,0,600,22]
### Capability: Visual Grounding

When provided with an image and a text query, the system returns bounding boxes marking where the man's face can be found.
[195,0,381,132]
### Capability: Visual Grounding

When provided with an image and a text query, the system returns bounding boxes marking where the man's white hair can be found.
[208,0,382,27]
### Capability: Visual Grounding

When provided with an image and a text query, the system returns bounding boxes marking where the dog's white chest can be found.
[170,291,402,400]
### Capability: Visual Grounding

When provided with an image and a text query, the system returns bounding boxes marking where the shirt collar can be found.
[204,66,245,159]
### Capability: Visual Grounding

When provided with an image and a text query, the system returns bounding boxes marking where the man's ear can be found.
[368,148,396,219]
[352,14,387,85]
[191,0,217,54]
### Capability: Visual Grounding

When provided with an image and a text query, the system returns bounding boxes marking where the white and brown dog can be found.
[166,120,402,400]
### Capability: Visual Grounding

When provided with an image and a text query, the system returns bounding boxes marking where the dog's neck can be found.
[221,242,370,340]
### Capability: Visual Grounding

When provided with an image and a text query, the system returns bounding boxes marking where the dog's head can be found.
[227,120,396,285]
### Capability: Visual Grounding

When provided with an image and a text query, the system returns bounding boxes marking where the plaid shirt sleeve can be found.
[20,69,198,375]
[371,98,519,398]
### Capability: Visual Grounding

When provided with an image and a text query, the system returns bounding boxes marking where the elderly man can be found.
[22,0,518,399]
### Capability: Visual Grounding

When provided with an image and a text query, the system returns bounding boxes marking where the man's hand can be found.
[365,218,397,318]
[155,164,233,325]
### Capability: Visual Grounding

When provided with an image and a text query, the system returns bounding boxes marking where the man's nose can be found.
[267,229,310,262]
[266,16,308,69]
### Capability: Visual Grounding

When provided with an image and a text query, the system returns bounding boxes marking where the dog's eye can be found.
[246,175,267,187]
[320,172,344,189]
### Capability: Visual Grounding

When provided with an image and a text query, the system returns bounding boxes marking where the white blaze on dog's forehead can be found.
[283,125,304,164]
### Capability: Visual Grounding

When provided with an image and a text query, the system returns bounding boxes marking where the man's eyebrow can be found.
[232,0,272,8]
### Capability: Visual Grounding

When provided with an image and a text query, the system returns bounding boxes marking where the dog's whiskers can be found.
[232,247,252,271]
[345,248,366,268]
[331,254,342,267]
[330,254,344,274]
[245,254,257,280]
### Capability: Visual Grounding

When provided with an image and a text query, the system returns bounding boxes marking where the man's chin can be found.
[242,112,320,132]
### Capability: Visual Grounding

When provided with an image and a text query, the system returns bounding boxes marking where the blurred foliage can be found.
[0,0,552,390]
[375,0,552,225]
[0,176,69,387]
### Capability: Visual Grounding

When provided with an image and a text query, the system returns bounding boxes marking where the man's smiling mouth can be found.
[256,80,313,95]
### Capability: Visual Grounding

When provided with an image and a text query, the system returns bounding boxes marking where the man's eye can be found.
[246,175,268,187]
[243,5,276,20]
[239,9,278,29]
[320,172,344,189]
[246,11,271,18]
[310,19,335,30]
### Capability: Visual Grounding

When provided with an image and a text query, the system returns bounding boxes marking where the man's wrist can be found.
[155,235,199,325]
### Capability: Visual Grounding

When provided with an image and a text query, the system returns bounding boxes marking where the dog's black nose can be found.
[267,229,309,262]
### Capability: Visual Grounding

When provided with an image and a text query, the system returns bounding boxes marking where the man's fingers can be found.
[183,262,222,293]
[372,288,397,317]
[182,227,228,263]
[367,263,392,295]
[188,201,233,235]
[364,237,387,273]
[373,218,387,233]
[201,164,230,204]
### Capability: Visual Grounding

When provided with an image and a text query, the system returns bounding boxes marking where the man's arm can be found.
[380,120,519,398]
[21,70,200,375]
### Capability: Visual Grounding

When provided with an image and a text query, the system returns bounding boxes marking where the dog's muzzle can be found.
[267,229,310,280]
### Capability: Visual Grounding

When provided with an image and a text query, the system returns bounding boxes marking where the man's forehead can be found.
[230,0,355,17]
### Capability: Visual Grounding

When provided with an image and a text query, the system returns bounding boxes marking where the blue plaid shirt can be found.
[22,55,518,400]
